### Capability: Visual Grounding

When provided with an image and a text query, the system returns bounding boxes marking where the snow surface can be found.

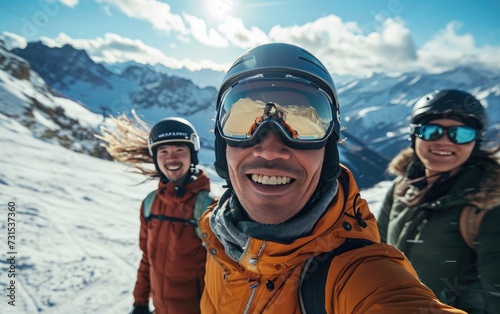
[0,110,387,313]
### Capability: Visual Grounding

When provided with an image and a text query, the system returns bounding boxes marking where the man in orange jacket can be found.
[198,43,466,313]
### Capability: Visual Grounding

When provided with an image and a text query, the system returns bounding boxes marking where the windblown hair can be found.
[95,111,158,178]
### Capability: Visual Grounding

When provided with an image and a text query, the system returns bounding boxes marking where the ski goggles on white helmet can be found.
[216,76,336,150]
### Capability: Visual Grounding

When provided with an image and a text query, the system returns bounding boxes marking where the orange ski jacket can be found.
[198,167,465,314]
[133,171,211,314]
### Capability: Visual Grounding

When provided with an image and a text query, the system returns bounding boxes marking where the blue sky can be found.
[1,0,499,77]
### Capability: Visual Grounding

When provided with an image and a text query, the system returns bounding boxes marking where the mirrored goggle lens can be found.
[416,124,478,144]
[217,77,334,146]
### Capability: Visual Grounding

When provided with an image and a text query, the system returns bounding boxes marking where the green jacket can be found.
[377,149,500,314]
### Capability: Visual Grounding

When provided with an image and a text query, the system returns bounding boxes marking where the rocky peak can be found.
[0,40,30,81]
[12,42,113,90]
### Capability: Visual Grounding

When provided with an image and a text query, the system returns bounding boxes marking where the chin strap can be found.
[159,167,199,198]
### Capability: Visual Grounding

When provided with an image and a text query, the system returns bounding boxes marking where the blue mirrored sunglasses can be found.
[415,124,479,144]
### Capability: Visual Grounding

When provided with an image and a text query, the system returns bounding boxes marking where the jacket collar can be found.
[199,166,380,276]
[157,169,210,200]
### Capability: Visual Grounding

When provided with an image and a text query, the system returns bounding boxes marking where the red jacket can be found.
[133,171,211,314]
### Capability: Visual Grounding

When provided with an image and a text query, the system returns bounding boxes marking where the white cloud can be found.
[182,13,228,47]
[266,16,500,77]
[423,22,475,51]
[416,22,500,73]
[56,0,79,7]
[96,0,265,49]
[39,32,229,71]
[26,5,500,79]
[1,31,28,50]
[217,16,270,49]
[80,1,500,77]
[268,16,419,77]
[96,0,188,35]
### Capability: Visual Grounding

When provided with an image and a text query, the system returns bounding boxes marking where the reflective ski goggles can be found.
[216,76,336,149]
[414,124,479,144]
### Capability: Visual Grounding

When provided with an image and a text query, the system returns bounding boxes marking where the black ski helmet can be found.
[148,117,200,170]
[214,43,341,183]
[411,89,486,131]
[410,89,486,146]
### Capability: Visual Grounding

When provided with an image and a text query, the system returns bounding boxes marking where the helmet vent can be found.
[297,56,329,75]
[229,54,255,71]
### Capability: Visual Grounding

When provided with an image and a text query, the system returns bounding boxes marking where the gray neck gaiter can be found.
[209,180,338,261]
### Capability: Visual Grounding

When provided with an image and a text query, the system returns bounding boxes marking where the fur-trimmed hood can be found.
[388,147,500,210]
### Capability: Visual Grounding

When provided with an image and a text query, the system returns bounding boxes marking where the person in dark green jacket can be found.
[377,89,500,313]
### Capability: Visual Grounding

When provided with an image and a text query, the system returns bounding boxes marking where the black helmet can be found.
[148,117,200,168]
[214,43,341,183]
[411,89,486,131]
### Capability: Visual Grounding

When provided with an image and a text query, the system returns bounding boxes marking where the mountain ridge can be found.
[5,41,500,188]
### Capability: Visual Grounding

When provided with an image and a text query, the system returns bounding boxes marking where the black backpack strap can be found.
[147,214,197,225]
[299,238,375,314]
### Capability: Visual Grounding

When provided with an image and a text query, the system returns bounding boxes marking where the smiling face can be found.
[156,144,192,183]
[415,119,475,180]
[226,131,324,224]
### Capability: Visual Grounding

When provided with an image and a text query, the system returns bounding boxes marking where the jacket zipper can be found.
[414,217,428,241]
[242,242,267,314]
[243,279,259,314]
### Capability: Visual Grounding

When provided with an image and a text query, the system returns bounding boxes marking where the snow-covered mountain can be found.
[0,41,109,158]
[337,68,500,159]
[7,41,500,188]
[0,41,226,312]
[12,42,218,151]
[104,61,225,89]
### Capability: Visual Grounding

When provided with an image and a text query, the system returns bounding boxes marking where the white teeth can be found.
[431,150,453,156]
[166,165,181,170]
[251,174,292,185]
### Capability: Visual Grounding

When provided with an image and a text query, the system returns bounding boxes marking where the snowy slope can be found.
[0,114,224,314]
[1,113,154,313]
[0,105,387,314]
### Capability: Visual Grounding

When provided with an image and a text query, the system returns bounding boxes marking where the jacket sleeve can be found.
[458,206,500,312]
[332,244,467,314]
[132,201,151,306]
[376,180,397,243]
